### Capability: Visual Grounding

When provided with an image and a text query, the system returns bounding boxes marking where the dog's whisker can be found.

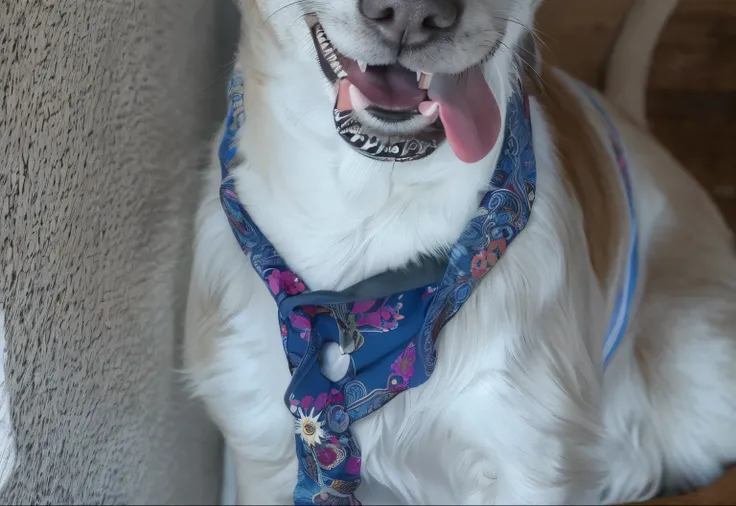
[497,40,544,85]
[495,14,552,53]
[199,58,238,93]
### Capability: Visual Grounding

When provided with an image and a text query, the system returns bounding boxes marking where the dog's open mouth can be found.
[308,16,502,164]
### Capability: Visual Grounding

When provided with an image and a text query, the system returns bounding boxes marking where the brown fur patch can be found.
[530,67,627,288]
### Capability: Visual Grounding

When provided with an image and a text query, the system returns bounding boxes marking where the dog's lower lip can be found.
[365,106,419,123]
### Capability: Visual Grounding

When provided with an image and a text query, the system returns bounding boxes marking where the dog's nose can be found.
[360,0,461,46]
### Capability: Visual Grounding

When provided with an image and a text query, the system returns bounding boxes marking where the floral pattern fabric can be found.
[219,70,537,505]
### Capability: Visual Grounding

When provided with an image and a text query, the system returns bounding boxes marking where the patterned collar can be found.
[218,70,635,505]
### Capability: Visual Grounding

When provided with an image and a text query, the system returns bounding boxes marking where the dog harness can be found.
[219,71,637,505]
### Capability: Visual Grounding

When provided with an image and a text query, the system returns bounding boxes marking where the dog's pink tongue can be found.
[425,67,501,164]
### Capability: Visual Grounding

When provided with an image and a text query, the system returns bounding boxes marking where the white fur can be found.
[185,0,736,503]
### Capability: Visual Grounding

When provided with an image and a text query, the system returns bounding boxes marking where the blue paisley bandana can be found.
[219,70,536,504]
[218,70,635,505]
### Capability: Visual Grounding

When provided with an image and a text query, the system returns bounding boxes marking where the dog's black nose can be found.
[360,0,461,46]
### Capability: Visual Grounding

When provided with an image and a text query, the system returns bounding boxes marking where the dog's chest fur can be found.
[189,61,631,503]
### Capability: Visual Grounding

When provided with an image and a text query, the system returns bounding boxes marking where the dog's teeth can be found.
[418,72,433,90]
[358,61,367,73]
[329,59,347,79]
[314,23,347,79]
[417,71,422,82]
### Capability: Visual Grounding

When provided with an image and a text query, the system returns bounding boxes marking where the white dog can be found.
[185,0,736,503]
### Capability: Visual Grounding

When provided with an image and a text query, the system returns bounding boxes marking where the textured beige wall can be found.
[0,1,235,503]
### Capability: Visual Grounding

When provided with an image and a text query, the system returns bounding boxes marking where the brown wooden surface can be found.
[631,467,736,505]
[538,0,736,230]
[537,1,736,504]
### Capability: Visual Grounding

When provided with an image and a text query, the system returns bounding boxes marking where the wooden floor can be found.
[537,0,736,229]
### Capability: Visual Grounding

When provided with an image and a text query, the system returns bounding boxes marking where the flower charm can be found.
[295,408,326,447]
